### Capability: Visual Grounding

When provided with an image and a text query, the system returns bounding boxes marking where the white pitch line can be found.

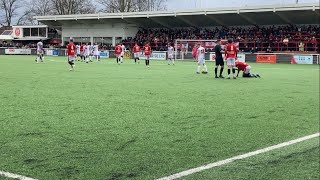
[157,132,320,180]
[0,171,37,180]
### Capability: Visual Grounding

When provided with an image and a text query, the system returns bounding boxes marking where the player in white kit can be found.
[89,43,94,61]
[36,40,44,63]
[167,44,175,65]
[93,43,100,61]
[85,43,91,63]
[120,43,126,63]
[196,44,208,74]
[76,44,81,61]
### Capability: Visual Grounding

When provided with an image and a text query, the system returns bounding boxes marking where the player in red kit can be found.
[80,43,85,62]
[144,42,152,67]
[225,39,238,79]
[67,39,76,71]
[192,45,198,62]
[133,43,141,64]
[235,61,260,78]
[114,44,122,65]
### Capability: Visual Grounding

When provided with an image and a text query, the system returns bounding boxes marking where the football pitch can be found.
[0,55,319,180]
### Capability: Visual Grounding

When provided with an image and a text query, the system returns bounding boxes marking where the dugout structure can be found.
[34,3,320,46]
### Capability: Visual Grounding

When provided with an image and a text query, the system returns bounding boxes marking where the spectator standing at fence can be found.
[299,42,304,52]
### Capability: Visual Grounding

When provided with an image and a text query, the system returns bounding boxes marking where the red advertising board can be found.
[256,54,277,64]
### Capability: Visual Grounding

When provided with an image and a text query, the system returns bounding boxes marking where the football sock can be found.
[168,59,170,64]
[220,67,224,76]
[172,59,175,65]
[232,69,236,77]
[134,58,137,63]
[197,65,201,73]
[228,69,231,77]
[215,67,218,76]
[203,65,208,72]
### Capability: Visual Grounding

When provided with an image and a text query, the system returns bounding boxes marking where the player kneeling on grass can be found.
[235,61,260,78]
[67,39,76,71]
[196,43,208,74]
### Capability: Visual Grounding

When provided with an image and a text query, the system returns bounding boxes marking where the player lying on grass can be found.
[235,61,261,78]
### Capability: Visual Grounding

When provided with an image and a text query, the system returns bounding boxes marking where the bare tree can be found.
[0,0,21,26]
[97,0,167,13]
[17,0,54,25]
[52,0,96,15]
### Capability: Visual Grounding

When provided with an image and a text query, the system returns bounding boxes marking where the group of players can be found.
[62,38,260,78]
[198,39,261,79]
[75,43,100,63]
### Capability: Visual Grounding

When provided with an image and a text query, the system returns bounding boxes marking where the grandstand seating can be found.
[123,25,319,52]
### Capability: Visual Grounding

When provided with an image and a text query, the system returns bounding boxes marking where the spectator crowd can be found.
[123,25,319,52]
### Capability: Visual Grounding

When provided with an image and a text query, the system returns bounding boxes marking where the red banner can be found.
[256,54,277,64]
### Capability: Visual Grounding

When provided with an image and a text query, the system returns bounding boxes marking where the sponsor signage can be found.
[256,54,277,64]
[5,48,31,55]
[139,52,166,60]
[292,55,313,64]
[209,53,245,62]
[100,51,110,58]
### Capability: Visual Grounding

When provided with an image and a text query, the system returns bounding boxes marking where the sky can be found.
[166,0,319,10]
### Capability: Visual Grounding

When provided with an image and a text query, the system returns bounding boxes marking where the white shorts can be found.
[85,52,90,57]
[168,53,173,59]
[244,66,251,74]
[227,58,236,66]
[145,55,150,60]
[197,56,205,65]
[94,51,99,56]
[116,54,122,58]
[121,52,125,56]
[37,50,43,55]
[134,52,140,58]
[68,56,75,62]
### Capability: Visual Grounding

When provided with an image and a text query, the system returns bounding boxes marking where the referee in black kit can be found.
[214,40,225,78]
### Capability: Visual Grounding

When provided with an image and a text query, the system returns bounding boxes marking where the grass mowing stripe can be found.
[0,171,37,180]
[157,132,320,180]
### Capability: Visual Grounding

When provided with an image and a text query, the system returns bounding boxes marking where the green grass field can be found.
[0,55,319,180]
